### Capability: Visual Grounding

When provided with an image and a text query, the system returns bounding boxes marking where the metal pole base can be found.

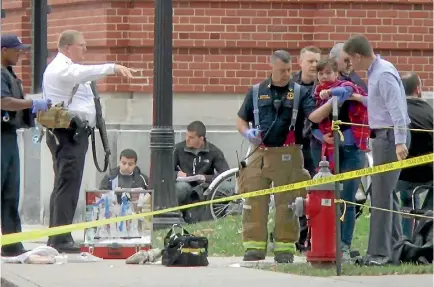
[150,127,184,230]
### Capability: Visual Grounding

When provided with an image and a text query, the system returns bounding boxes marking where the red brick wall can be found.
[2,0,433,94]
[1,0,32,91]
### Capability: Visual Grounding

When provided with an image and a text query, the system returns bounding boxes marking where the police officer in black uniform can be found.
[291,46,322,177]
[1,34,51,256]
[291,46,321,253]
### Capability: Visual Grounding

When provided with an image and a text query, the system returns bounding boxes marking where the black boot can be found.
[50,242,81,253]
[1,243,28,257]
[274,252,294,263]
[243,249,266,261]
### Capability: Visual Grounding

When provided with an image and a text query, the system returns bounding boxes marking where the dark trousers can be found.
[302,140,317,178]
[1,131,24,253]
[297,139,317,249]
[367,129,407,258]
[46,129,88,245]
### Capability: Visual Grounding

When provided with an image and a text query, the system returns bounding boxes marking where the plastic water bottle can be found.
[86,228,95,242]
[54,253,68,264]
[31,126,40,144]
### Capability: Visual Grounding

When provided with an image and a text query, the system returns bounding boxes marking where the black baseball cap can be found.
[1,34,31,50]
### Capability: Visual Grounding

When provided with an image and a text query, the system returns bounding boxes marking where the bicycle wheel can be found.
[209,174,243,220]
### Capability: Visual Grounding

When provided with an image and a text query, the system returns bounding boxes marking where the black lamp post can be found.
[32,0,51,93]
[150,0,184,229]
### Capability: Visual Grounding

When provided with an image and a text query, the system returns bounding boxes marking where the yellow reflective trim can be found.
[180,248,205,254]
[243,241,267,250]
[273,242,296,253]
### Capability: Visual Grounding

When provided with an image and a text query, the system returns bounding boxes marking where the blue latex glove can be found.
[242,128,261,145]
[31,99,51,113]
[312,129,324,143]
[330,86,353,103]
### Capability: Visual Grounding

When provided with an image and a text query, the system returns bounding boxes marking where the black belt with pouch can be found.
[162,224,209,267]
[370,128,389,139]
[70,117,91,141]
[370,127,396,139]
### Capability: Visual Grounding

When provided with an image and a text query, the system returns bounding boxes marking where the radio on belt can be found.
[80,188,153,259]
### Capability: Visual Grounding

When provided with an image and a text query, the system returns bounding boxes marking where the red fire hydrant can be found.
[291,157,337,263]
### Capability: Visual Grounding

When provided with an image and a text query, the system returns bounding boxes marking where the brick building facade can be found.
[2,0,433,226]
[2,0,433,95]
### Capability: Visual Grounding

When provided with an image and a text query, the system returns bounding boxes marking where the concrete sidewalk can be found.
[2,257,432,287]
[2,225,433,287]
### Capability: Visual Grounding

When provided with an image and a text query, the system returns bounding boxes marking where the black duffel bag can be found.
[162,224,209,267]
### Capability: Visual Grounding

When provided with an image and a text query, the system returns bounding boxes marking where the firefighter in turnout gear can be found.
[236,50,317,263]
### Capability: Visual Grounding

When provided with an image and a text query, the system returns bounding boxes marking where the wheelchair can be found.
[205,144,374,221]
[408,184,433,232]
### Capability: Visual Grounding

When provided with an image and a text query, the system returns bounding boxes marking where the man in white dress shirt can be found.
[43,30,136,252]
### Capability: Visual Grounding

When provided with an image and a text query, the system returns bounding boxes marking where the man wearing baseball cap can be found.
[1,34,31,50]
[1,34,51,256]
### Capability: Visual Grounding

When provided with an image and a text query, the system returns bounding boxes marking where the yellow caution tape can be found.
[1,153,433,246]
[336,199,434,220]
[333,120,434,133]
[330,120,345,141]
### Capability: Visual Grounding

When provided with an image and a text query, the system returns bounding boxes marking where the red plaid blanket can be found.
[313,80,370,172]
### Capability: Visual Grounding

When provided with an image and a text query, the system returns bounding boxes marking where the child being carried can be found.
[311,57,370,172]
